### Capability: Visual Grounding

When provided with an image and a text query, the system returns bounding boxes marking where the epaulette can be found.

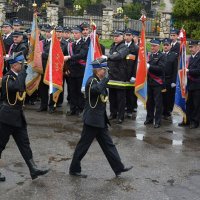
[8,75,16,81]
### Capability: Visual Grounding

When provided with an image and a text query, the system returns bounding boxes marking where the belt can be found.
[2,102,23,110]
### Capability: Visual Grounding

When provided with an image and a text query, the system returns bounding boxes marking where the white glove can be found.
[146,63,150,69]
[186,68,189,72]
[171,83,176,88]
[130,77,136,83]
[101,55,107,60]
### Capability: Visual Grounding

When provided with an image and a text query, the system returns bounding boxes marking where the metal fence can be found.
[63,16,102,31]
[64,16,159,37]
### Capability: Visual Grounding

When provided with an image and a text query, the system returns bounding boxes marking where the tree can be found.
[123,3,144,19]
[173,0,200,39]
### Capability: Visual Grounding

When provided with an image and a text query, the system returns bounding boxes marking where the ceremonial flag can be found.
[81,21,102,92]
[134,15,148,105]
[26,13,43,95]
[44,30,64,104]
[0,33,5,87]
[174,28,187,122]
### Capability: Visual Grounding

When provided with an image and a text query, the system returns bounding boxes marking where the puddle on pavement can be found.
[111,127,200,150]
[48,156,71,163]
[14,162,24,168]
[16,181,24,186]
[111,128,136,137]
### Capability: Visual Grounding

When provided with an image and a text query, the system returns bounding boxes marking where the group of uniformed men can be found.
[2,19,199,128]
[1,18,200,129]
[0,17,200,181]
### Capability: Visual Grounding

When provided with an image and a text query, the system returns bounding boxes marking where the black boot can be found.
[0,172,6,182]
[26,159,49,180]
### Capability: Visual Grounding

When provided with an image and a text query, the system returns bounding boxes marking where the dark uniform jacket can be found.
[107,41,129,83]
[125,41,139,80]
[68,39,88,77]
[83,75,110,128]
[60,38,68,56]
[0,70,27,127]
[42,39,51,71]
[187,51,200,91]
[163,51,178,85]
[3,33,13,54]
[148,51,166,86]
[171,42,180,56]
[9,42,28,59]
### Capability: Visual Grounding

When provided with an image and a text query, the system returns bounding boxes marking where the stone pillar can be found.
[0,0,6,26]
[159,12,172,38]
[46,3,59,26]
[102,7,114,40]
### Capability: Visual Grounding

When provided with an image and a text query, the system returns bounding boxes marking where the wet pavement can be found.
[0,100,200,200]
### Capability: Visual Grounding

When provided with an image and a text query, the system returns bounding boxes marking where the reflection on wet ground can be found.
[110,124,200,151]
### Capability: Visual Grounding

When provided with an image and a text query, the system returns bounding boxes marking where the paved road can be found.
[0,100,200,200]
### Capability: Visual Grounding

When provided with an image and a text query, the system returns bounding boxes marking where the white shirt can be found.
[11,69,18,76]
[75,38,81,45]
[125,41,132,47]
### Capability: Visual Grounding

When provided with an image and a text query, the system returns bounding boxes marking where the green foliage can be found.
[123,3,144,19]
[73,0,92,15]
[173,0,200,39]
[100,39,113,49]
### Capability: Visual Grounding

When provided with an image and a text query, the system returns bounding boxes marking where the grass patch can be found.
[99,39,113,49]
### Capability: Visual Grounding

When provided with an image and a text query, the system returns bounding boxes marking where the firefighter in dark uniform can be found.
[107,30,129,124]
[54,26,69,109]
[0,52,49,182]
[80,22,91,46]
[1,22,13,103]
[9,31,28,59]
[186,40,200,129]
[170,28,180,56]
[64,25,88,116]
[1,22,13,61]
[12,18,28,44]
[37,25,52,112]
[69,58,133,178]
[124,28,139,117]
[162,38,178,119]
[144,39,166,128]
[63,26,73,105]
[132,30,140,46]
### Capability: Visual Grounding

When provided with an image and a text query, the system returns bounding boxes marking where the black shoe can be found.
[0,172,6,182]
[116,119,123,124]
[127,113,132,119]
[108,114,117,120]
[56,103,62,108]
[115,166,133,177]
[178,121,189,127]
[154,124,160,128]
[69,171,87,178]
[189,122,199,129]
[37,107,47,112]
[144,120,153,125]
[26,159,49,180]
[48,107,55,114]
[66,110,77,116]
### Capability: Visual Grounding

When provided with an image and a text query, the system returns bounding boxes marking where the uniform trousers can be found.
[187,89,200,124]
[146,85,163,124]
[38,78,49,109]
[162,85,176,116]
[0,122,33,161]
[69,124,124,174]
[109,88,126,120]
[38,78,54,109]
[126,87,138,113]
[68,77,85,113]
